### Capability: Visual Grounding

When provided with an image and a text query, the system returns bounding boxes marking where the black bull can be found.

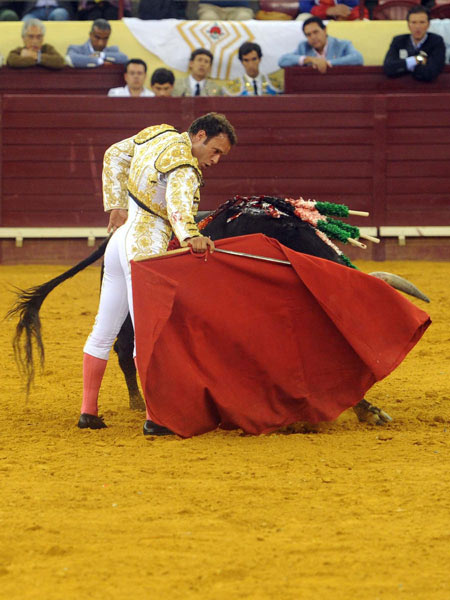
[8,205,429,426]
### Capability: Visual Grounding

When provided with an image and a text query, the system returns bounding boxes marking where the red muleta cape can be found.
[131,234,430,438]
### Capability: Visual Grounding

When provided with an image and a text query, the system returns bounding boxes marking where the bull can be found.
[7,196,430,428]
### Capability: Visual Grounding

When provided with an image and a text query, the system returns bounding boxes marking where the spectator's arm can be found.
[328,41,363,66]
[7,47,36,68]
[278,43,306,68]
[383,39,407,78]
[412,36,446,82]
[66,46,101,68]
[299,0,315,12]
[103,46,129,65]
[39,45,65,70]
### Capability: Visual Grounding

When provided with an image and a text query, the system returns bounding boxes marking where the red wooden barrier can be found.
[0,65,125,96]
[1,93,449,262]
[284,65,450,94]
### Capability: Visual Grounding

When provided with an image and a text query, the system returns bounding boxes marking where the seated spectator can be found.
[226,41,280,96]
[138,0,186,19]
[173,48,223,96]
[299,0,368,21]
[0,1,21,20]
[77,0,131,20]
[7,18,65,69]
[383,6,445,83]
[278,16,363,74]
[150,68,175,96]
[66,18,128,68]
[108,59,153,97]
[22,1,73,21]
[197,1,253,20]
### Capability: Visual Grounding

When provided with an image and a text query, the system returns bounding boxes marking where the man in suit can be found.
[226,41,280,96]
[173,48,223,97]
[278,16,363,74]
[383,6,445,82]
[7,17,65,69]
[66,18,128,68]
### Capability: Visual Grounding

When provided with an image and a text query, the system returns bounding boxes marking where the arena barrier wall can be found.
[0,81,449,263]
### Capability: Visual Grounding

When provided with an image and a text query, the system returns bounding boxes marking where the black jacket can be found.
[383,32,446,82]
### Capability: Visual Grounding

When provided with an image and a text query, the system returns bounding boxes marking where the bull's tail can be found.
[370,271,430,303]
[6,236,110,396]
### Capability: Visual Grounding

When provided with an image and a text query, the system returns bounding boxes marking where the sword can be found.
[214,248,291,266]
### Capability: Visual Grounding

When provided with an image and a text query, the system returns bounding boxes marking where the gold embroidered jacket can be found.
[103,124,203,245]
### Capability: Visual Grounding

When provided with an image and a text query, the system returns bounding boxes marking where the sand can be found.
[0,260,449,599]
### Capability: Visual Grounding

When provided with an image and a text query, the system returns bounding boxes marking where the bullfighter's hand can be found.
[107,209,128,233]
[186,236,215,254]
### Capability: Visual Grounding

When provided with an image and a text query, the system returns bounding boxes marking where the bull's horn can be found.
[369,271,430,303]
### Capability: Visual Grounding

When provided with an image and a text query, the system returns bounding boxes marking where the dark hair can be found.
[91,18,111,32]
[189,47,214,64]
[302,16,326,32]
[238,41,262,61]
[188,112,237,146]
[407,5,429,20]
[151,68,175,86]
[126,58,147,73]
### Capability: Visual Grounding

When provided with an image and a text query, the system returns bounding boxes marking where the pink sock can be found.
[81,353,107,415]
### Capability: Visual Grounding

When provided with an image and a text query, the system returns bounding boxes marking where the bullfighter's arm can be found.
[166,167,203,245]
[102,136,135,230]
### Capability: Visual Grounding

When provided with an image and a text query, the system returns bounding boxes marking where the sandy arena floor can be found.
[0,260,449,599]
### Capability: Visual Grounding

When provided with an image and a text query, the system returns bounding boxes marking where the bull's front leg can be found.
[114,315,145,411]
[353,398,393,425]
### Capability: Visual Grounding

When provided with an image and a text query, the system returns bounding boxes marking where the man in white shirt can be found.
[173,48,223,97]
[227,41,280,96]
[108,59,154,97]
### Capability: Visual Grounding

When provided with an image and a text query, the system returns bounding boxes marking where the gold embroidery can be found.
[134,124,177,145]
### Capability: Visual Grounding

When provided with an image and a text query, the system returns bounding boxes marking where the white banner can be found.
[123,18,306,80]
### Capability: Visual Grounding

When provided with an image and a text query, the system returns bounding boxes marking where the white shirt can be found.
[108,85,155,97]
[189,75,206,96]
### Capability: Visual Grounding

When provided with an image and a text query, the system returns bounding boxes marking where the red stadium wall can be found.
[1,66,449,263]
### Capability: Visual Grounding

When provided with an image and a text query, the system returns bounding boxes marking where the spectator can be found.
[138,0,186,19]
[173,48,223,96]
[197,1,253,20]
[66,18,128,68]
[108,59,153,97]
[227,41,280,96]
[278,16,363,74]
[22,1,73,21]
[383,6,445,83]
[0,1,21,20]
[77,0,131,20]
[7,18,65,69]
[150,68,175,96]
[299,0,368,21]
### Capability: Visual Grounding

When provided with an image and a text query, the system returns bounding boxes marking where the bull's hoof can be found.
[77,413,107,430]
[353,399,393,426]
[143,420,174,436]
[129,393,146,412]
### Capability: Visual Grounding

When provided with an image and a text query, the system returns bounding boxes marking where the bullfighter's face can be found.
[190,131,231,171]
[241,50,261,79]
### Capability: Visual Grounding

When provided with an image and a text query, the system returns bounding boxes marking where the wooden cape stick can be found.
[348,210,369,217]
[348,238,367,249]
[359,233,380,244]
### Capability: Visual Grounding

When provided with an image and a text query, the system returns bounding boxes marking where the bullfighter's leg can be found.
[79,231,130,429]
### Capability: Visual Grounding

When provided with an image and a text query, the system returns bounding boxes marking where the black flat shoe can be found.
[143,419,174,436]
[77,413,107,430]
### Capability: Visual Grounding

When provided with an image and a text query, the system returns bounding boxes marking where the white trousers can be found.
[83,199,170,360]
